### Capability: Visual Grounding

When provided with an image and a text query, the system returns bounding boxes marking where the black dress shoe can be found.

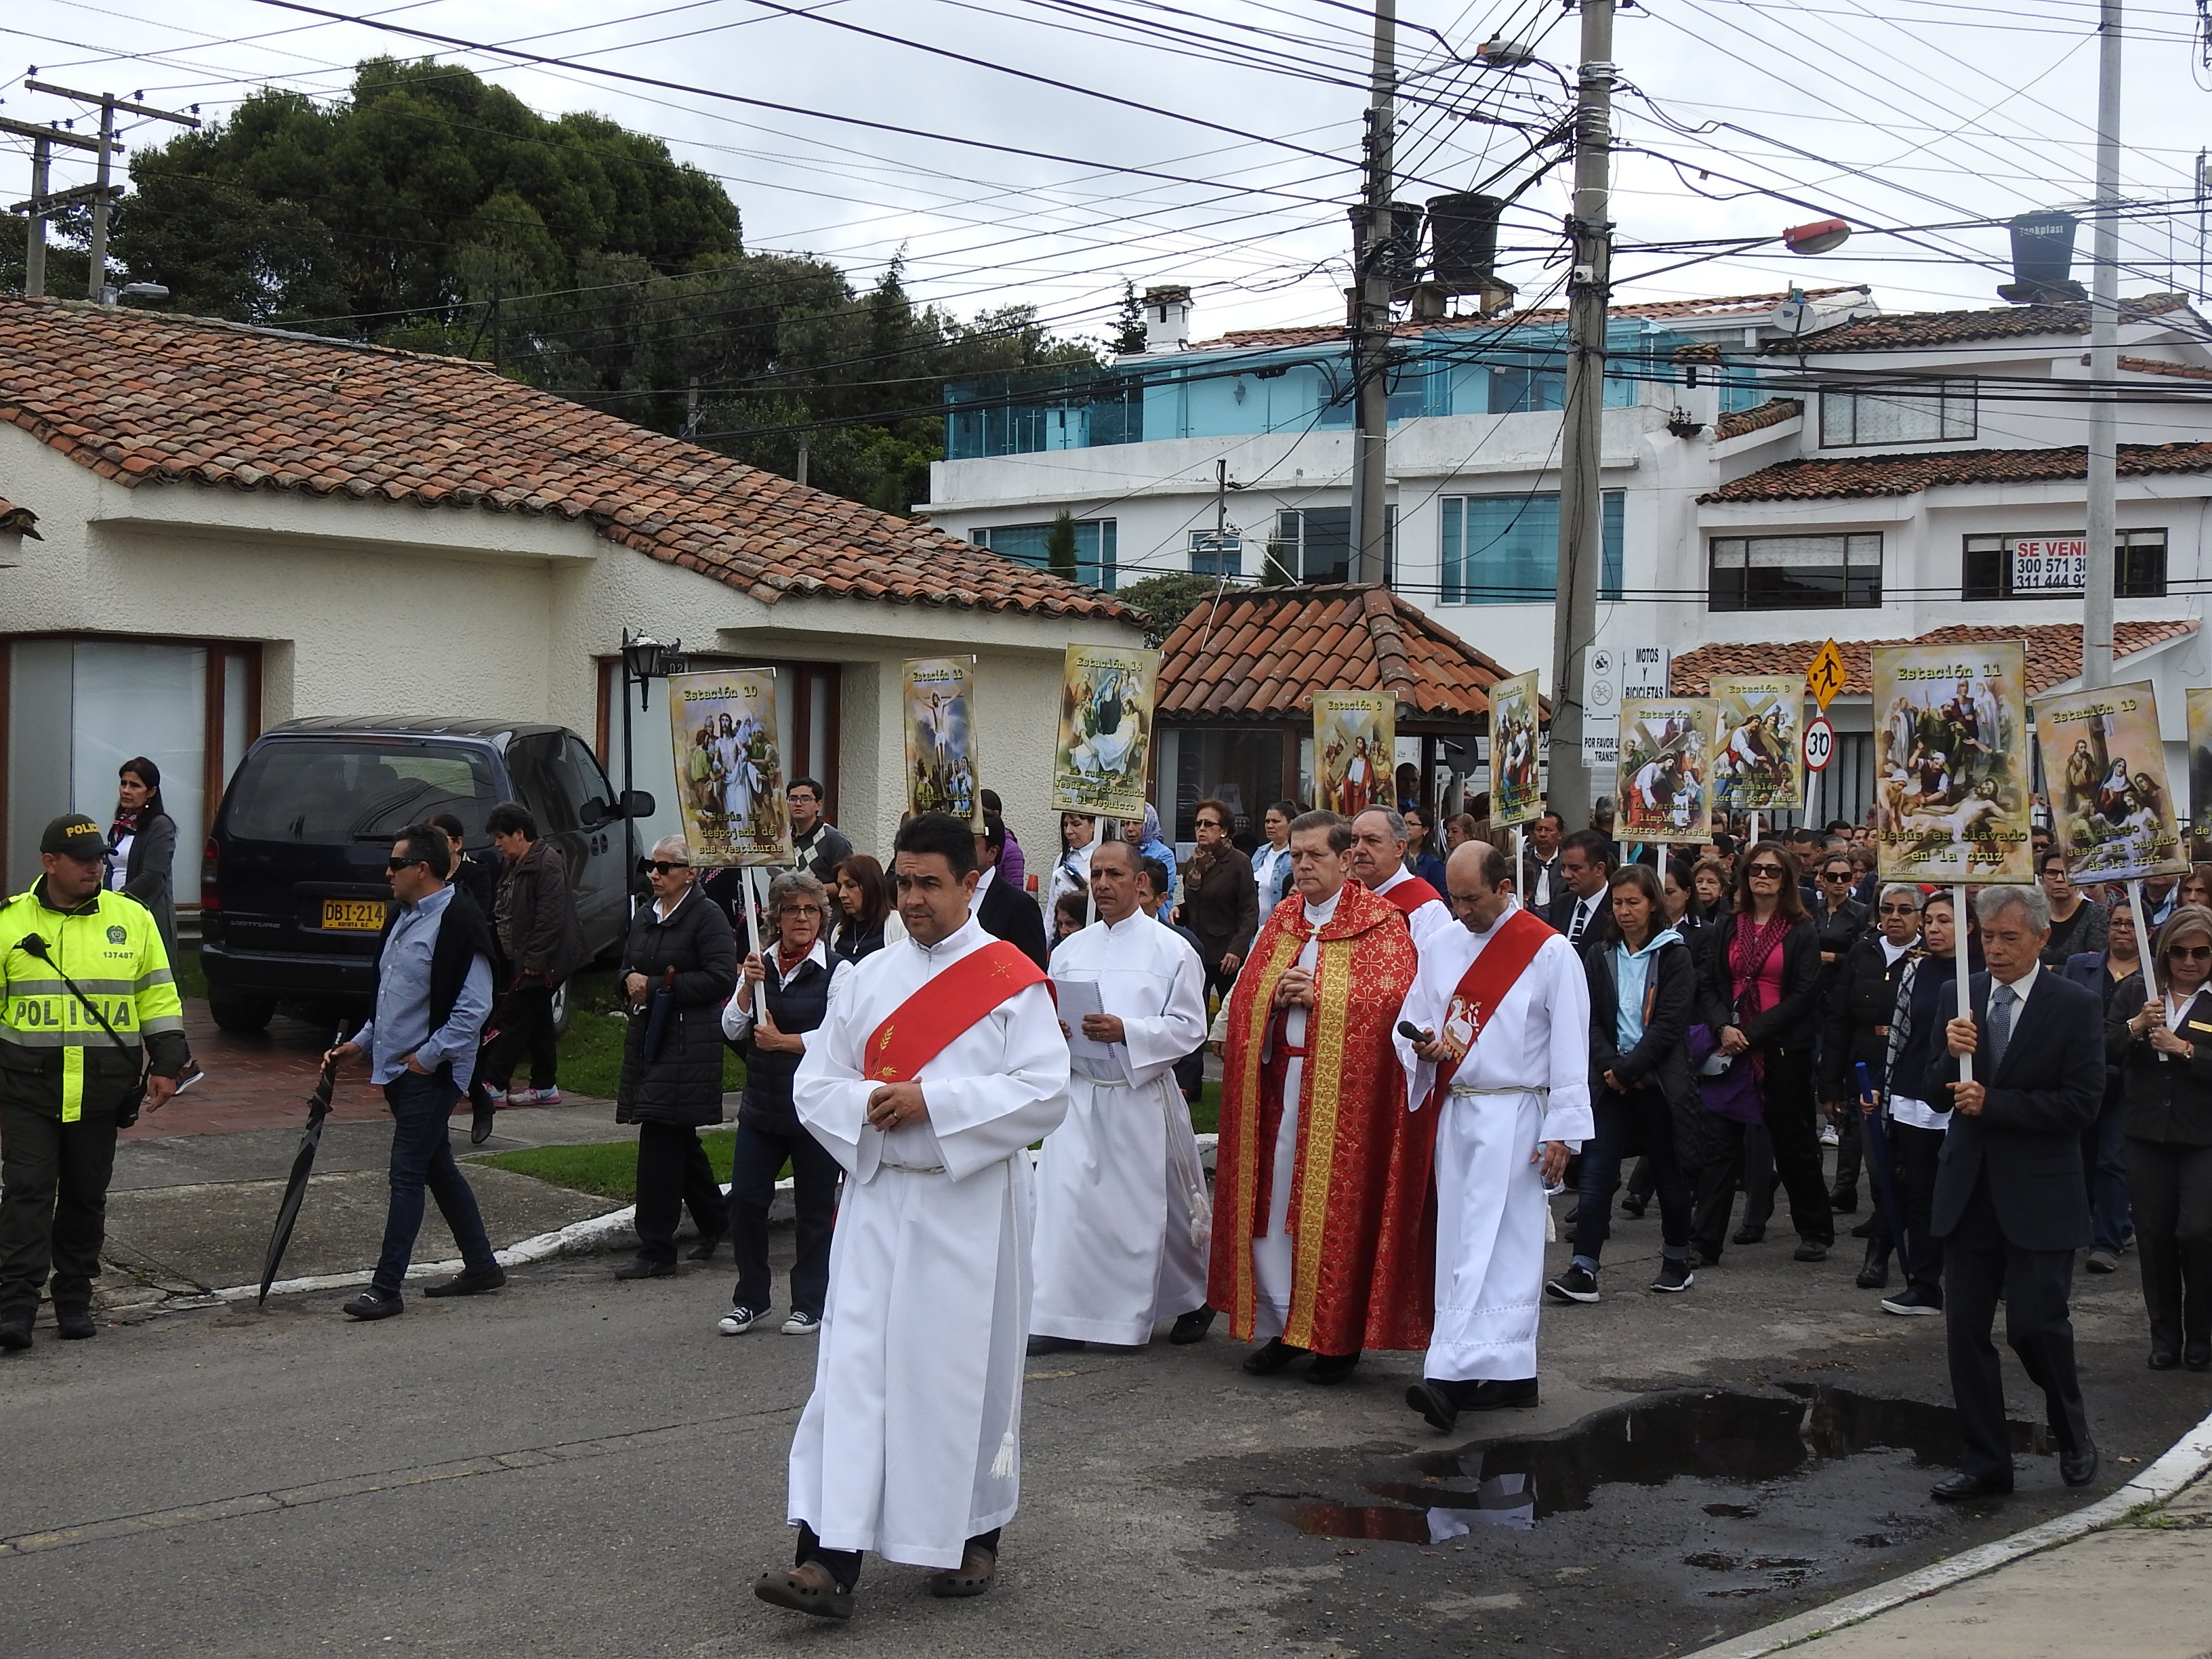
[1619,1194,1647,1218]
[1856,1247,1891,1290]
[613,1256,676,1280]
[1241,1338,1307,1375]
[423,1265,507,1298]
[469,1100,497,1145]
[2060,1441,2100,1488]
[1793,1242,1830,1263]
[1169,1306,1216,1345]
[1307,1351,1360,1385]
[342,1287,404,1321]
[1849,1217,1877,1239]
[1026,1334,1086,1356]
[2150,1348,2181,1370]
[55,1304,98,1340]
[0,1305,31,1351]
[685,1235,724,1262]
[1733,1224,1766,1246]
[2186,1342,2212,1373]
[1464,1377,1540,1411]
[1929,1471,2012,1501]
[1406,1379,1458,1433]
[1827,1187,1859,1214]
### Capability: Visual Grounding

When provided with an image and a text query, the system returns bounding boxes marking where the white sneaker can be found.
[1819,1124,1840,1147]
[781,1311,821,1336]
[718,1305,765,1335]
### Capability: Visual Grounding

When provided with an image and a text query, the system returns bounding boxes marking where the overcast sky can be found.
[8,0,2212,344]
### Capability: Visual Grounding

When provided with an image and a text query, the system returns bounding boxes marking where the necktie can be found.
[1570,897,1591,943]
[1986,982,2016,1072]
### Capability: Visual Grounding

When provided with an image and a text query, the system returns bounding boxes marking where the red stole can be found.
[1420,908,1553,1107]
[863,940,1047,1082]
[1380,874,1441,916]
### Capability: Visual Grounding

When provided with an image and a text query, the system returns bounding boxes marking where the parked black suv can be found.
[199,718,652,1034]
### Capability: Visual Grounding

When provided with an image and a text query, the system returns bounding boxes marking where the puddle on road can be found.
[1256,1382,2045,1547]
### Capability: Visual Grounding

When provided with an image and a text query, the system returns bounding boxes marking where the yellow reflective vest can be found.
[0,881,186,1122]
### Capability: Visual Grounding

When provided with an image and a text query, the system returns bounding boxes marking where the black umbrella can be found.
[258,1046,342,1307]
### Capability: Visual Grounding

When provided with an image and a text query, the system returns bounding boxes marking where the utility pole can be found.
[1544,0,1616,825]
[22,80,198,302]
[2080,0,2123,690]
[1349,0,1395,586]
[3,115,114,299]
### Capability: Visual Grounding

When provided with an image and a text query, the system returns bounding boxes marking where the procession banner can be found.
[1710,674,1805,813]
[1312,690,1394,819]
[903,656,982,827]
[2188,689,2212,853]
[666,668,791,867]
[2035,680,2186,882]
[1488,670,1543,828]
[1050,644,1156,821]
[1871,641,2032,883]
[1616,697,1717,841]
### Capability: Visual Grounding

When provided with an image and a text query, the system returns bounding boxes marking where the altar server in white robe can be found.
[755,813,1069,1623]
[1028,838,1213,1354]
[1393,840,1591,1433]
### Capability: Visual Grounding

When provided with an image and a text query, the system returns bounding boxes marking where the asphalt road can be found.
[3,1209,2207,1658]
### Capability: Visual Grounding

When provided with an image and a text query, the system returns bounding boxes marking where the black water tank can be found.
[1348,201,1425,283]
[2009,210,2078,290]
[1427,192,1504,291]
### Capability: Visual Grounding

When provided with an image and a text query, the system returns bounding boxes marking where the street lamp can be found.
[618,628,678,878]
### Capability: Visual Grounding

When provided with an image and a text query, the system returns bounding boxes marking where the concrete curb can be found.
[1682,1401,2212,1658]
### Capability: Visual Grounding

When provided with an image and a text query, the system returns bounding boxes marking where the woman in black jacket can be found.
[1549,865,1700,1303]
[2110,903,2212,1370]
[1689,842,1834,1266]
[718,868,847,1337]
[1178,796,1259,1000]
[109,756,180,956]
[612,836,739,1279]
[828,854,890,962]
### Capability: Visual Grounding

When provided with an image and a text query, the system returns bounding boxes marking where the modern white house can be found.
[0,296,1139,906]
[923,283,2212,825]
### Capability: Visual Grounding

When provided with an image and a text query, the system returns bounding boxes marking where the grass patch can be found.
[554,967,745,1102]
[173,946,207,1002]
[474,1130,739,1201]
[1191,1078,1219,1136]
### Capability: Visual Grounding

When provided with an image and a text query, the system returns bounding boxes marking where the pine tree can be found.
[1110,280,1147,354]
[1046,509,1082,581]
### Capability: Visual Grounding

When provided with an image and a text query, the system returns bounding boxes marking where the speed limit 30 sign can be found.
[1802,714,1836,773]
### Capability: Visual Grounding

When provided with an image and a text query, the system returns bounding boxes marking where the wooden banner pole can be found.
[1954,882,1973,1086]
[2129,876,2160,1004]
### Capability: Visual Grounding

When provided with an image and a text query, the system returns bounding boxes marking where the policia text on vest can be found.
[0,814,188,1352]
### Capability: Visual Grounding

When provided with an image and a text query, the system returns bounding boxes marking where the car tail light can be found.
[201,836,221,913]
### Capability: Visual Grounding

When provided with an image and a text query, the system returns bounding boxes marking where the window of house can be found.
[1440,491,1624,605]
[1963,530,2168,600]
[970,519,1118,590]
[1708,533,1882,611]
[1819,384,1975,447]
[1268,506,1395,583]
[1189,530,1244,577]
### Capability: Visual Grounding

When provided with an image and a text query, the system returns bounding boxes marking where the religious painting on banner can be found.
[2188,690,2212,851]
[1051,645,1157,820]
[1711,674,1804,813]
[1313,691,1395,818]
[2034,681,2186,882]
[1488,670,1543,827]
[903,656,982,827]
[1870,641,2031,882]
[1616,697,1716,840]
[666,668,792,867]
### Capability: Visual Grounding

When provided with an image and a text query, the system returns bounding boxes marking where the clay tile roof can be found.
[1156,583,1529,720]
[1713,398,1803,441]
[0,297,1130,621]
[2121,354,2212,382]
[1767,293,2192,354]
[1191,287,1871,352]
[1700,441,2212,503]
[1670,620,2196,699]
[0,497,37,538]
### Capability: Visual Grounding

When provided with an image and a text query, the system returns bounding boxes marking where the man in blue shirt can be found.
[325,823,500,1320]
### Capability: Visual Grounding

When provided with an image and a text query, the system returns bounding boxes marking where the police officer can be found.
[0,814,186,1351]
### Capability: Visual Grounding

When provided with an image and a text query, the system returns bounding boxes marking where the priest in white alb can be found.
[1351,807,1454,954]
[1393,839,1591,1433]
[1028,838,1213,1355]
[754,813,1070,1624]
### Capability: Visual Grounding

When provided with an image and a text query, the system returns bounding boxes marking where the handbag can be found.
[16,933,151,1127]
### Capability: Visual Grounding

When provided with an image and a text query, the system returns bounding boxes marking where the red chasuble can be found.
[1207,881,1428,1354]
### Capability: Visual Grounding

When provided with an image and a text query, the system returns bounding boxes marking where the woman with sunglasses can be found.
[1820,883,1925,1235]
[611,836,739,1280]
[2112,903,2212,1370]
[1179,797,1258,1001]
[1689,842,1835,1267]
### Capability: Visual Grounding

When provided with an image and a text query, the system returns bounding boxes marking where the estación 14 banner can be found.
[1488,670,1543,828]
[2036,680,2186,883]
[1616,697,1717,842]
[1051,645,1157,821]
[1871,640,2032,883]
[1711,674,1804,814]
[667,668,792,867]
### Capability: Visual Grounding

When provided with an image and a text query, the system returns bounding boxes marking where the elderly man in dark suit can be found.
[1924,882,2106,1501]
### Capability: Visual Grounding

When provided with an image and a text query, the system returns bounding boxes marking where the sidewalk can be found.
[1689,1410,2212,1659]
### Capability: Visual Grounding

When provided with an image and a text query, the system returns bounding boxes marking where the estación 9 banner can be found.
[1616,697,1717,841]
[1871,641,2032,883]
[2035,680,2186,883]
[1711,674,1804,814]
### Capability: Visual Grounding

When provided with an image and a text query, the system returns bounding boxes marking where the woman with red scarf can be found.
[1685,842,1834,1267]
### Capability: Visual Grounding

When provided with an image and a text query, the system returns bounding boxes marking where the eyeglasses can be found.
[1877,903,1919,916]
[649,860,691,875]
[2169,944,2212,962]
[783,903,825,918]
[386,856,426,872]
[1820,869,1851,881]
[1195,818,1225,830]
[1747,863,1786,878]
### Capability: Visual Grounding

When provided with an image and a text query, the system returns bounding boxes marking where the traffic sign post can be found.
[1802,715,1835,773]
[1807,639,1846,712]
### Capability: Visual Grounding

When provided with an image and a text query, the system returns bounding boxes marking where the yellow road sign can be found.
[1806,638,1847,712]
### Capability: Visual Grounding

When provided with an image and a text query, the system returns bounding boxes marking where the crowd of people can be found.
[4,766,2201,1625]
